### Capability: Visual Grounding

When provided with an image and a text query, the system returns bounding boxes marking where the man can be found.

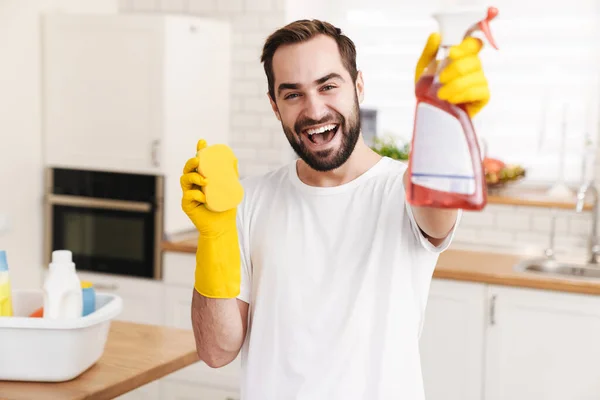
[181,19,490,400]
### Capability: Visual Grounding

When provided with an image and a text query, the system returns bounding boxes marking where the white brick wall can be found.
[120,0,599,259]
[456,205,593,257]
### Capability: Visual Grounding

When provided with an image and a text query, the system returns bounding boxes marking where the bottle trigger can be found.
[478,6,499,50]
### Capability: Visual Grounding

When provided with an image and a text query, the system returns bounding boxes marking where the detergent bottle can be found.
[407,6,499,210]
[0,250,13,317]
[43,250,82,319]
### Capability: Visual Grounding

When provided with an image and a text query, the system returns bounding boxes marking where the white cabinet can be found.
[41,13,231,176]
[484,285,600,400]
[420,279,487,400]
[41,13,232,235]
[77,271,165,326]
[423,279,600,400]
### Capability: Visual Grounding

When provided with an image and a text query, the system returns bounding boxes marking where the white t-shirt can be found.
[235,156,460,400]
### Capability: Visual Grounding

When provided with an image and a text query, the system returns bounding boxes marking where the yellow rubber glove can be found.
[415,33,490,118]
[180,139,244,298]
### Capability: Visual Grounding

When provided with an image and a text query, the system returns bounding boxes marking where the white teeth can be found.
[306,124,337,135]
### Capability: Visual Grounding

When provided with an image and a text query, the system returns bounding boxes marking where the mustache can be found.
[294,112,345,135]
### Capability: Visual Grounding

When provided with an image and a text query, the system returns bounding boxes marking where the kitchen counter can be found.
[0,320,199,400]
[162,234,600,296]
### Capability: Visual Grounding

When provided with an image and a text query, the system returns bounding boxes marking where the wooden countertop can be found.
[487,184,592,211]
[434,248,600,295]
[0,321,199,400]
[162,234,600,296]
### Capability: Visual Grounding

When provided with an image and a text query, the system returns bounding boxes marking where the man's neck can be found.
[296,139,383,187]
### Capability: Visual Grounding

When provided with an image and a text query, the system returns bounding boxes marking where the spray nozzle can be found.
[433,6,500,50]
[469,7,499,50]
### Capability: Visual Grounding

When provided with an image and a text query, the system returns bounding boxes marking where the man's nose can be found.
[304,93,328,122]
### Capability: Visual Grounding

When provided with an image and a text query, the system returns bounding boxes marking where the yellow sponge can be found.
[196,143,244,212]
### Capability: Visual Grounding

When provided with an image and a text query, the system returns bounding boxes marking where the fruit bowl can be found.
[484,157,526,190]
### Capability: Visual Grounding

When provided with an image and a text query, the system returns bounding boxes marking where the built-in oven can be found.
[44,168,164,280]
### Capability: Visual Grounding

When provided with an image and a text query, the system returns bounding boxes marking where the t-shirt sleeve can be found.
[404,200,462,254]
[236,193,252,304]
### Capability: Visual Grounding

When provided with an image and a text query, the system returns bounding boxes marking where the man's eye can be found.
[285,93,300,100]
[321,85,336,91]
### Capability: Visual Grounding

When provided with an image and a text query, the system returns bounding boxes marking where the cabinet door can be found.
[77,271,165,326]
[419,279,487,400]
[161,380,240,400]
[163,285,241,390]
[484,285,600,400]
[42,14,163,175]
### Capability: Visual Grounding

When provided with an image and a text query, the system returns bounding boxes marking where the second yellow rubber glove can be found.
[180,139,244,299]
[415,33,490,118]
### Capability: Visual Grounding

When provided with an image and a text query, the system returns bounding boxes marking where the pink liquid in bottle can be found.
[406,74,487,210]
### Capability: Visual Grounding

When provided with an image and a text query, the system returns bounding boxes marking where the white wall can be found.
[0,0,118,290]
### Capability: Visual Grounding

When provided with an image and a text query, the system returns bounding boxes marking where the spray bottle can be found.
[407,6,499,210]
[0,250,14,317]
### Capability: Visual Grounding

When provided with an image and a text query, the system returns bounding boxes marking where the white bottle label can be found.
[411,102,476,195]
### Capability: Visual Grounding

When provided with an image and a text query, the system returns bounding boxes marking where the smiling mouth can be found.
[302,123,339,146]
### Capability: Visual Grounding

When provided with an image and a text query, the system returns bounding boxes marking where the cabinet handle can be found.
[490,295,497,326]
[151,139,160,167]
[94,283,119,291]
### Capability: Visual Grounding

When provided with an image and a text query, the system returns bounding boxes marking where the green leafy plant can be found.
[370,136,410,161]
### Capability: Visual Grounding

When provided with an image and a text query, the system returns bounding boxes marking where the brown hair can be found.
[260,19,358,102]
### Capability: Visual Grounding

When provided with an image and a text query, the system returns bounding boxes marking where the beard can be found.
[282,95,361,172]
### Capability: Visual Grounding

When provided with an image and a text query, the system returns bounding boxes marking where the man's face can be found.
[269,34,364,172]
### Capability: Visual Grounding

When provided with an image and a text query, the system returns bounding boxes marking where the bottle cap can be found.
[0,251,7,272]
[50,250,76,272]
[52,250,73,264]
[81,280,94,289]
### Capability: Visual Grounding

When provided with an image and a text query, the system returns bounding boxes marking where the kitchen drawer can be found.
[77,271,165,326]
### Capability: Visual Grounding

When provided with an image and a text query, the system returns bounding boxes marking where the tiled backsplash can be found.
[120,0,599,258]
[457,205,591,255]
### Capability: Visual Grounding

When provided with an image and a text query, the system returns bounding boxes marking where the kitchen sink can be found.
[514,257,600,280]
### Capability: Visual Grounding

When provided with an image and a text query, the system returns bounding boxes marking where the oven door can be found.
[48,195,158,279]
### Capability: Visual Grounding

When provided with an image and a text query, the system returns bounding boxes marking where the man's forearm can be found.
[403,170,459,245]
[191,289,248,368]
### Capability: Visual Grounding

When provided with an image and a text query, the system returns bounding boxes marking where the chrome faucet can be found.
[575,180,600,264]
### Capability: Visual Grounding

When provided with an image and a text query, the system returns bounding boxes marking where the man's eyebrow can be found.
[277,73,345,97]
[315,73,344,85]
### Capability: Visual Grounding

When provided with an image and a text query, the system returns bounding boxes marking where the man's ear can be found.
[268,92,281,121]
[355,70,365,103]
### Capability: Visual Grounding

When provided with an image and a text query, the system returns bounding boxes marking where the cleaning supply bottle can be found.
[81,280,96,316]
[0,250,13,317]
[43,250,82,319]
[407,6,499,210]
